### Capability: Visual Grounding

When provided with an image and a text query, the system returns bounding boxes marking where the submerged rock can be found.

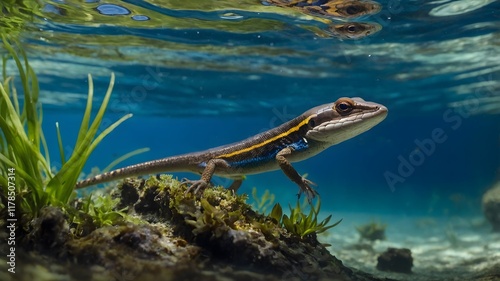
[107,175,375,280]
[2,175,383,281]
[482,181,500,231]
[376,247,413,274]
[24,206,71,256]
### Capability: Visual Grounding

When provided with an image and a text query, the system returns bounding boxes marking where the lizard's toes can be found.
[183,179,209,195]
[299,178,319,202]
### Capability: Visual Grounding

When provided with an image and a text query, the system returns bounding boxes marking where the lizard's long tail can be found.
[75,155,194,189]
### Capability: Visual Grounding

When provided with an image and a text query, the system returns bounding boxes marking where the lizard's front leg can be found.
[276,147,318,200]
[184,159,230,195]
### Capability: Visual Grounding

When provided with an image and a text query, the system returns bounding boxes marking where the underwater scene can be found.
[0,0,499,280]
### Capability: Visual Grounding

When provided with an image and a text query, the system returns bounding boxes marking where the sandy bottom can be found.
[319,212,500,281]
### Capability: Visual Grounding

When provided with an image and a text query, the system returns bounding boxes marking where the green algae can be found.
[142,175,343,245]
[1,172,384,280]
[76,175,373,280]
[126,175,252,239]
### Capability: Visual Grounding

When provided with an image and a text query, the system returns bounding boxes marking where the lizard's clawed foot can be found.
[297,177,319,202]
[181,178,209,196]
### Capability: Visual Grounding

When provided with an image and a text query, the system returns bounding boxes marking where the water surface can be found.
[6,0,500,216]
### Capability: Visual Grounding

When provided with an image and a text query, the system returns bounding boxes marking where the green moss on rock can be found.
[107,175,377,280]
[2,175,385,281]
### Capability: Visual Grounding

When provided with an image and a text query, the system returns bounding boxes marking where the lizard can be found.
[75,97,388,199]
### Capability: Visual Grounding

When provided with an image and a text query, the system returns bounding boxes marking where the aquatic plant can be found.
[120,175,249,238]
[59,175,356,281]
[0,37,133,219]
[250,187,275,214]
[185,198,244,237]
[68,193,131,236]
[112,173,342,243]
[356,221,386,241]
[270,199,342,239]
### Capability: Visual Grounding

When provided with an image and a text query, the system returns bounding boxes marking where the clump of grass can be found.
[269,199,342,239]
[0,37,134,220]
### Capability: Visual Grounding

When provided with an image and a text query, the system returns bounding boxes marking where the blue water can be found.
[10,0,500,217]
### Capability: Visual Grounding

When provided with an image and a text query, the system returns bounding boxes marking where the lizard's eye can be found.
[308,118,316,128]
[335,100,353,114]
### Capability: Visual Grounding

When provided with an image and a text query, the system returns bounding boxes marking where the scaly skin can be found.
[76,97,388,199]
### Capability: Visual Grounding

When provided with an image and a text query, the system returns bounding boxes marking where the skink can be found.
[76,97,388,199]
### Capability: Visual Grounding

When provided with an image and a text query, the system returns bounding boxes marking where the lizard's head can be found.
[304,97,388,145]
